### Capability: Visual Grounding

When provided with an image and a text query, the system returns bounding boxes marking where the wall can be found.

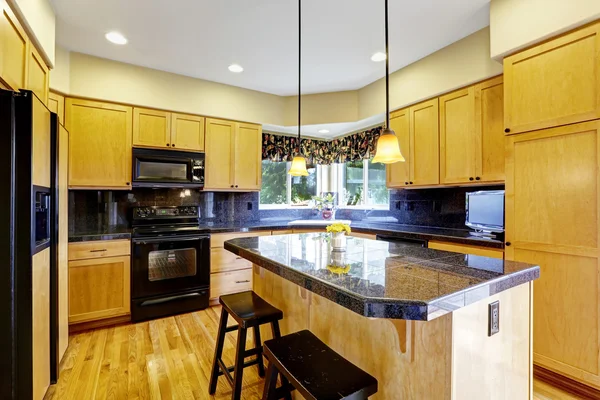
[358,27,502,120]
[50,46,70,93]
[7,0,55,66]
[68,52,287,125]
[284,91,358,126]
[490,0,600,59]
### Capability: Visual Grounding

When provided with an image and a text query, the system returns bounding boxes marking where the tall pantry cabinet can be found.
[503,21,600,389]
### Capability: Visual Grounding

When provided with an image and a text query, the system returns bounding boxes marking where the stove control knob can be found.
[173,209,179,215]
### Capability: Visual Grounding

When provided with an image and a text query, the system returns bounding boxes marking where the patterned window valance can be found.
[262,126,383,165]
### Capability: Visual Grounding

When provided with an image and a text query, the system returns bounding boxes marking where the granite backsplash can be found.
[68,185,503,234]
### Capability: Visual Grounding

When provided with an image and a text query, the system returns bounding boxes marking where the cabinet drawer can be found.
[210,269,252,300]
[210,231,270,248]
[68,239,131,261]
[211,248,252,273]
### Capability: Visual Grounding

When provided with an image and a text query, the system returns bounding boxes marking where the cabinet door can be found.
[132,107,171,149]
[234,122,262,190]
[66,98,133,189]
[505,121,600,388]
[0,0,27,91]
[504,22,600,134]
[171,113,205,152]
[409,98,439,186]
[32,248,50,400]
[26,44,49,104]
[68,256,131,324]
[48,91,65,123]
[439,87,476,184]
[205,118,235,190]
[386,108,410,188]
[475,76,504,182]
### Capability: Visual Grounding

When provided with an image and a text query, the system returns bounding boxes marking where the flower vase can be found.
[322,208,333,220]
[331,231,347,251]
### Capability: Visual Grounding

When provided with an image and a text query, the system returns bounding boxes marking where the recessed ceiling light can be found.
[371,52,386,62]
[318,129,330,134]
[105,31,127,45]
[228,64,244,73]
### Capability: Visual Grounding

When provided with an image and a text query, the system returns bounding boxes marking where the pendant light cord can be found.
[297,0,302,154]
[385,0,390,131]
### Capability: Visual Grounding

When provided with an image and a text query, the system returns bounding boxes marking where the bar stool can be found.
[209,290,289,400]
[262,330,378,400]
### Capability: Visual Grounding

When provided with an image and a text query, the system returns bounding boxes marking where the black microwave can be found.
[132,148,204,188]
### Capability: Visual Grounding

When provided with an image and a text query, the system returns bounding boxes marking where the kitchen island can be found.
[225,233,539,399]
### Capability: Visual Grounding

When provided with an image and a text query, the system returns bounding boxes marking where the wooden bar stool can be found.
[262,330,378,400]
[209,290,288,400]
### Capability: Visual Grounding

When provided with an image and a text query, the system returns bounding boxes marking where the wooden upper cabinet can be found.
[171,113,205,151]
[205,118,235,190]
[0,0,27,91]
[48,91,65,123]
[132,107,171,149]
[386,108,410,188]
[475,76,504,182]
[26,44,49,104]
[66,98,133,189]
[234,122,262,190]
[505,120,600,388]
[439,87,476,184]
[410,98,439,186]
[504,22,600,134]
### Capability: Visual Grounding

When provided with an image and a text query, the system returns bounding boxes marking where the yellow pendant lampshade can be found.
[289,155,309,176]
[372,128,405,164]
[372,0,405,165]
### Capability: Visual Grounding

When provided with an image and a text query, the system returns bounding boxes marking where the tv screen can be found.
[466,190,505,232]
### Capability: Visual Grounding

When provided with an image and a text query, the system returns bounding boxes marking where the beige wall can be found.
[358,27,502,120]
[8,0,55,66]
[50,46,70,93]
[490,0,600,59]
[68,52,287,125]
[284,91,358,126]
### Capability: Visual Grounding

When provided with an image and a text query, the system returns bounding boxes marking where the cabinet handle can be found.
[126,182,131,185]
[90,249,107,253]
[230,185,234,188]
[235,185,239,188]
[236,257,243,260]
[409,181,413,185]
[469,177,474,181]
[172,144,176,147]
[505,242,511,246]
[504,128,510,133]
[475,176,481,181]
[167,143,170,147]
[235,280,250,284]
[404,182,408,185]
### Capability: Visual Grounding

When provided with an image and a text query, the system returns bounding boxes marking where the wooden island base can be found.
[252,265,533,400]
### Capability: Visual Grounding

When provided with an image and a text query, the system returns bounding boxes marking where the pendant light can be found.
[372,0,405,164]
[288,0,309,176]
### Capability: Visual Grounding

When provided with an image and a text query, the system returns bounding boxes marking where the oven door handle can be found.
[140,292,202,307]
[133,236,207,244]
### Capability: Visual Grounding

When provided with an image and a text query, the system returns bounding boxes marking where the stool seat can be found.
[263,330,378,400]
[219,290,283,329]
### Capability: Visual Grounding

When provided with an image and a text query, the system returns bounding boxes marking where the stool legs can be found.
[232,327,248,400]
[209,307,229,395]
[262,362,279,400]
[269,321,292,400]
[253,326,266,377]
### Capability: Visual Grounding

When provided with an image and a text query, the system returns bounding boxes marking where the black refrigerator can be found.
[0,89,65,400]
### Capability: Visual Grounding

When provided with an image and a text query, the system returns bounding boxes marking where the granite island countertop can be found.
[68,219,504,248]
[224,233,539,321]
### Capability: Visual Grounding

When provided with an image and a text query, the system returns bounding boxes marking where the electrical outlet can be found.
[488,301,500,336]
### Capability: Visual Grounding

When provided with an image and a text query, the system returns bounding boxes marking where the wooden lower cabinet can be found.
[68,240,131,324]
[505,120,600,389]
[32,248,50,400]
[210,269,252,300]
[428,240,504,259]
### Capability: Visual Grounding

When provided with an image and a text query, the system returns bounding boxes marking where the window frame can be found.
[335,159,390,210]
[259,161,322,209]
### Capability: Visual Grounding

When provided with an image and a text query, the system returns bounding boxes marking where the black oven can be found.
[131,206,210,322]
[132,148,204,188]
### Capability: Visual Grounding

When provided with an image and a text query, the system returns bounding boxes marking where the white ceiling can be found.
[51,0,491,97]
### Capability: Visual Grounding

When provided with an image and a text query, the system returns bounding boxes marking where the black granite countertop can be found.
[224,233,539,321]
[68,220,504,249]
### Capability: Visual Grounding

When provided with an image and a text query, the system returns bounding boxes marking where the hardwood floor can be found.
[45,305,586,400]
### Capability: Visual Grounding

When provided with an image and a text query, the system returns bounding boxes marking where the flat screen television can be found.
[465,190,505,235]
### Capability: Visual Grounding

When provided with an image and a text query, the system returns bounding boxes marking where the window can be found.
[260,161,320,207]
[335,159,389,207]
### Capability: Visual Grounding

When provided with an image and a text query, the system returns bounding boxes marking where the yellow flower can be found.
[325,223,351,234]
[327,264,351,275]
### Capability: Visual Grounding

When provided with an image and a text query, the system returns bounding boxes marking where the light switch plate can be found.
[488,301,500,336]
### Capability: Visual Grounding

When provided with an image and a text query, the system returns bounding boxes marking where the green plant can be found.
[312,193,335,211]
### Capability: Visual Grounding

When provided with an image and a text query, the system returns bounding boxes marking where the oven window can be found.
[138,161,187,180]
[148,248,197,281]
